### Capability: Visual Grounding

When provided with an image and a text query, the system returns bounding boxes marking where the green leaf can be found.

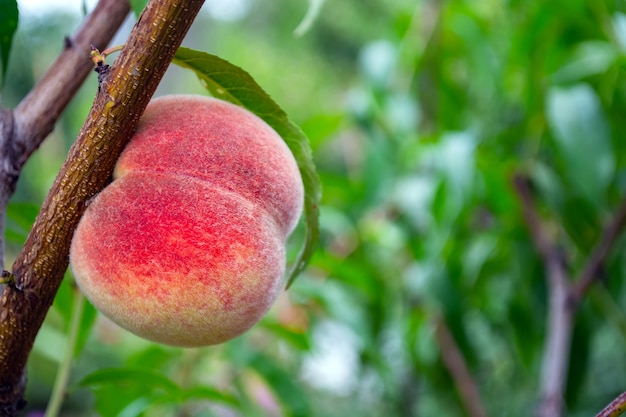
[172,47,321,288]
[260,320,311,351]
[118,396,158,417]
[508,300,540,369]
[546,84,614,205]
[561,195,600,251]
[0,0,18,88]
[179,386,240,407]
[75,297,97,356]
[81,368,238,415]
[6,201,38,233]
[52,273,74,325]
[80,368,182,395]
[250,353,311,417]
[129,0,149,17]
[54,272,97,356]
[88,384,148,417]
[126,345,179,370]
[4,228,25,244]
[299,113,344,149]
[613,12,626,50]
[5,200,37,244]
[551,41,617,83]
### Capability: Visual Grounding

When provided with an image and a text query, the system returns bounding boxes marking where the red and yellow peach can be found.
[69,95,304,347]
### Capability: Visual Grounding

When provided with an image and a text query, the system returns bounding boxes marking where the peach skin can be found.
[70,95,304,347]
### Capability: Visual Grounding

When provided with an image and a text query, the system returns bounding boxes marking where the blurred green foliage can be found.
[3,0,626,416]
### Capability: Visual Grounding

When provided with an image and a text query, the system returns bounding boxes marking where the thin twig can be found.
[512,174,573,417]
[535,261,574,417]
[434,314,488,417]
[512,174,556,261]
[571,198,626,302]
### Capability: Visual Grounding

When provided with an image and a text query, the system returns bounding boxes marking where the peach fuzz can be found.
[69,95,304,347]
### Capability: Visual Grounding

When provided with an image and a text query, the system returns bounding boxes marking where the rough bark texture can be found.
[0,0,205,414]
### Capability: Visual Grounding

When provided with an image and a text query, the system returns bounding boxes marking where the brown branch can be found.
[571,197,626,302]
[0,0,205,414]
[513,173,626,417]
[512,174,557,262]
[535,261,574,417]
[434,314,488,417]
[596,391,626,417]
[0,0,131,266]
[512,174,574,417]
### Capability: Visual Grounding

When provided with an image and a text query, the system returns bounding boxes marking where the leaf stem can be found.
[44,288,85,417]
[90,44,125,68]
[0,270,12,285]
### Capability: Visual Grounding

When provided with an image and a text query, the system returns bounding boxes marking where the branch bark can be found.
[0,0,205,414]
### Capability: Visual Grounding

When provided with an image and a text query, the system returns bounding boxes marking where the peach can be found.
[69,95,304,347]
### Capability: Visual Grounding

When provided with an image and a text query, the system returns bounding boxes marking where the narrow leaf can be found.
[80,368,182,396]
[180,386,241,407]
[261,321,311,351]
[172,47,321,288]
[0,0,18,88]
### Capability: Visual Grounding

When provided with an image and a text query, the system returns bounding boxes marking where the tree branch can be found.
[512,174,574,417]
[535,261,574,417]
[0,0,205,414]
[0,0,131,267]
[512,175,558,262]
[513,173,626,417]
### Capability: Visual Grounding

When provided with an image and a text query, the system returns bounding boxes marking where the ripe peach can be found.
[69,95,304,347]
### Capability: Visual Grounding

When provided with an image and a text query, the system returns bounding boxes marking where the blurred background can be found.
[3,0,626,416]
